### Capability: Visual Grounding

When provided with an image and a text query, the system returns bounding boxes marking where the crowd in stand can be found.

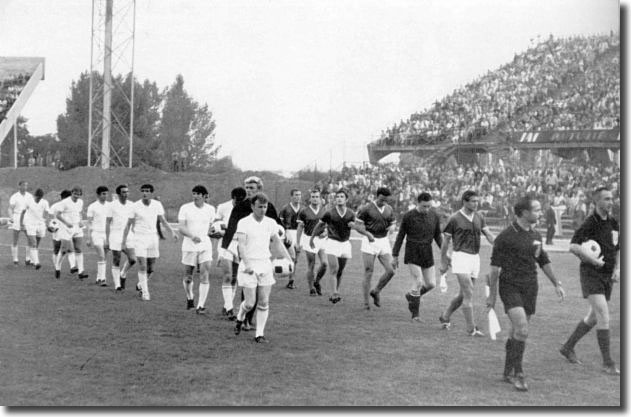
[315,156,620,229]
[0,72,30,122]
[374,33,619,147]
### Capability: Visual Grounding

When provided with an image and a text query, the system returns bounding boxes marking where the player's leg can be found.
[362,252,376,309]
[314,246,328,296]
[120,247,137,284]
[336,257,348,297]
[11,228,20,264]
[419,266,436,297]
[327,254,339,302]
[235,282,257,335]
[506,306,530,391]
[73,235,88,279]
[94,243,107,285]
[196,250,213,313]
[305,251,317,295]
[52,239,62,278]
[111,250,123,290]
[588,293,618,373]
[182,261,196,309]
[371,252,395,306]
[254,284,272,342]
[26,231,39,269]
[456,273,480,334]
[136,256,150,300]
[405,264,423,321]
[33,227,44,269]
[219,255,237,318]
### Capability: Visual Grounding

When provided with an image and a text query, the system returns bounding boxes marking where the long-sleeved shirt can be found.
[392,208,442,257]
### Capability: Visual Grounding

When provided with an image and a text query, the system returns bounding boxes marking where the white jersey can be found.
[108,199,134,232]
[87,200,111,233]
[178,202,216,252]
[54,197,84,227]
[130,199,164,236]
[236,214,277,260]
[215,200,234,227]
[9,191,34,219]
[23,199,50,225]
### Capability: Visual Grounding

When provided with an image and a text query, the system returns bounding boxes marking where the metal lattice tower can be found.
[88,0,136,169]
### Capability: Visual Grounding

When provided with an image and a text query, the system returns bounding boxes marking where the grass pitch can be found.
[0,229,620,406]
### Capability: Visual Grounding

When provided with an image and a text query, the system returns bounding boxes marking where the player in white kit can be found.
[86,186,112,286]
[19,188,50,270]
[49,190,76,279]
[53,186,89,279]
[122,184,178,301]
[8,180,34,266]
[106,184,137,291]
[178,185,216,314]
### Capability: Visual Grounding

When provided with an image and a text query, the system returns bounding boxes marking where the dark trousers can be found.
[546,226,555,245]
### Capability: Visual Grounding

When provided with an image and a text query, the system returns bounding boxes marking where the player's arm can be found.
[271,232,292,262]
[295,220,304,247]
[482,226,495,244]
[85,211,94,246]
[309,220,325,248]
[19,207,27,230]
[391,216,407,269]
[569,243,604,267]
[440,233,452,273]
[486,265,501,309]
[540,262,565,300]
[122,218,134,249]
[236,231,253,273]
[105,216,113,244]
[433,216,443,250]
[349,218,374,242]
[612,249,620,282]
[158,214,178,241]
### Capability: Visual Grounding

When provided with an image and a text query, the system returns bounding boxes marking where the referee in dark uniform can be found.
[486,196,565,392]
[392,192,443,321]
[560,186,620,375]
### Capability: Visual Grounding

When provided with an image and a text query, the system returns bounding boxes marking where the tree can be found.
[158,75,219,171]
[56,71,163,169]
[0,116,30,167]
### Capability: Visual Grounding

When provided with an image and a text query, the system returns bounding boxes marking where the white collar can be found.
[459,208,474,222]
[335,206,347,218]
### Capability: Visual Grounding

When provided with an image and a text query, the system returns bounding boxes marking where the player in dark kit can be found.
[296,189,328,296]
[559,187,620,375]
[486,196,565,392]
[310,189,373,304]
[359,187,396,309]
[392,192,442,321]
[279,189,302,289]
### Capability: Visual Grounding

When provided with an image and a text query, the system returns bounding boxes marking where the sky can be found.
[0,0,621,173]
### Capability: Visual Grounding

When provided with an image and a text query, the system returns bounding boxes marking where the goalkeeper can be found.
[486,196,565,392]
[560,186,620,375]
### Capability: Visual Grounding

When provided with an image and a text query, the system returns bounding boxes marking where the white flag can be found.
[488,308,501,340]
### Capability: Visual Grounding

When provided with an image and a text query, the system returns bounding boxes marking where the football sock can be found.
[375,270,394,291]
[222,285,233,310]
[246,300,257,324]
[513,339,526,374]
[463,306,475,332]
[25,248,31,262]
[183,278,194,300]
[68,252,76,268]
[563,320,594,350]
[237,301,247,321]
[596,329,613,365]
[420,285,431,297]
[306,268,315,289]
[120,260,129,278]
[76,253,84,272]
[55,252,65,270]
[315,264,327,282]
[231,285,237,304]
[11,245,18,262]
[255,305,269,338]
[504,338,515,376]
[198,283,209,308]
[112,266,121,288]
[138,271,149,295]
[30,248,39,265]
[97,261,106,281]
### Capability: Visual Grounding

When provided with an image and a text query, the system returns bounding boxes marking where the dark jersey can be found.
[221,198,280,249]
[297,205,326,237]
[279,203,301,230]
[571,212,619,275]
[321,207,356,242]
[491,222,551,285]
[392,208,442,257]
[357,202,395,238]
[443,210,487,254]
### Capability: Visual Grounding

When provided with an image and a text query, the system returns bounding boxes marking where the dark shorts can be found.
[580,265,613,301]
[499,279,538,316]
[403,241,434,269]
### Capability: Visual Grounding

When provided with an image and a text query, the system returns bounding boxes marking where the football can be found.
[272,258,294,277]
[581,239,601,259]
[47,219,60,233]
[208,221,225,239]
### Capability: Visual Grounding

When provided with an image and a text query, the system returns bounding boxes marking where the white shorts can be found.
[301,234,325,254]
[451,251,480,278]
[90,231,107,247]
[9,215,23,231]
[57,224,84,241]
[182,249,213,266]
[360,236,392,256]
[324,239,352,259]
[134,233,160,258]
[219,240,240,263]
[237,259,276,288]
[108,230,135,251]
[25,222,46,238]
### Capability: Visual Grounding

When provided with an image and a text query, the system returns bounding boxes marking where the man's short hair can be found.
[244,176,263,189]
[514,196,535,217]
[60,190,72,199]
[18,180,27,186]
[376,187,391,198]
[417,192,432,203]
[96,185,109,195]
[592,186,610,200]
[336,188,349,199]
[251,192,269,206]
[310,188,321,196]
[462,190,478,202]
[71,186,83,195]
[231,187,247,201]
[140,184,154,192]
[116,184,128,195]
[34,188,44,198]
[290,189,300,196]
[192,185,208,195]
